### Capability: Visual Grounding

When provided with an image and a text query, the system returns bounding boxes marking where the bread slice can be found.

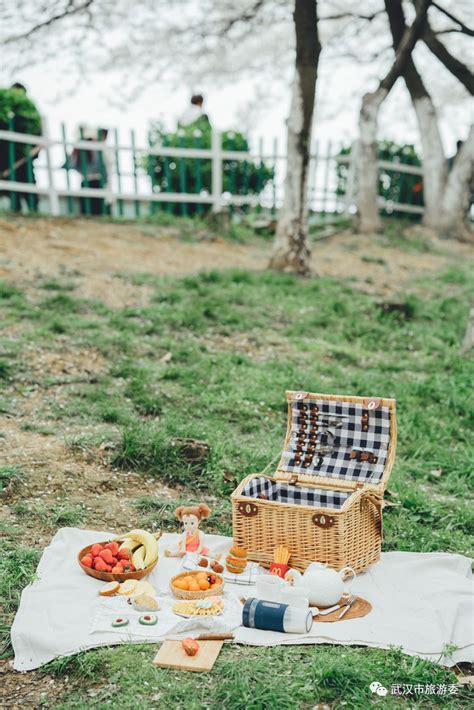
[99,581,120,597]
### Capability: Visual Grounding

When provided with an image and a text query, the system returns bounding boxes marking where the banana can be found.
[119,538,142,553]
[132,545,146,570]
[114,529,160,568]
[127,529,159,567]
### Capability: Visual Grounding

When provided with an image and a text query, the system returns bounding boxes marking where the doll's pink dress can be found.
[185,531,209,555]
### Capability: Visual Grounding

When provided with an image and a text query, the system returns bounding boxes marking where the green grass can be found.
[0,465,22,492]
[0,545,40,656]
[0,230,473,708]
[41,643,468,709]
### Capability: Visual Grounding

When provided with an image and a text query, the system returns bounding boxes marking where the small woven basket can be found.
[170,571,224,599]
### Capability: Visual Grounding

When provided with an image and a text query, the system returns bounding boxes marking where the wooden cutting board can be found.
[314,596,372,622]
[153,640,224,672]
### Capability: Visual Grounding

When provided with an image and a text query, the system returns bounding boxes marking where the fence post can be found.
[7,113,17,211]
[344,145,357,214]
[211,129,222,213]
[42,116,60,216]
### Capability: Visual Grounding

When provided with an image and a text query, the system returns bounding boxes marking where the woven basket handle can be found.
[363,493,383,509]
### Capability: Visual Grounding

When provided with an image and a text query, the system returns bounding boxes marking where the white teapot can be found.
[285,562,356,608]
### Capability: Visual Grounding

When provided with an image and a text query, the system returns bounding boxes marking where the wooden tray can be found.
[77,542,157,583]
[153,640,224,672]
[314,596,372,622]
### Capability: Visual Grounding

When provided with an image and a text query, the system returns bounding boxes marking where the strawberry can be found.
[99,549,114,564]
[91,543,103,557]
[81,555,93,568]
[182,638,200,656]
[94,557,108,571]
[105,542,119,556]
[110,557,118,565]
[105,565,113,572]
[111,565,122,574]
[117,548,130,560]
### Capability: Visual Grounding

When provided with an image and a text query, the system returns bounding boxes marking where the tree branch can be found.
[386,0,429,101]
[422,25,474,94]
[380,0,431,94]
[321,10,384,22]
[3,0,95,44]
[431,0,474,36]
[435,27,474,35]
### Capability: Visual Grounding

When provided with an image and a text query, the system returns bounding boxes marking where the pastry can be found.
[139,614,158,626]
[226,546,248,574]
[131,593,159,612]
[229,546,247,559]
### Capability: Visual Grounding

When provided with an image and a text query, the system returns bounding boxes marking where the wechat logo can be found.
[370,681,388,697]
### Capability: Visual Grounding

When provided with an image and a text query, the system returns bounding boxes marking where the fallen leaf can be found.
[159,352,172,363]
[382,499,401,509]
[430,468,443,478]
[457,675,474,686]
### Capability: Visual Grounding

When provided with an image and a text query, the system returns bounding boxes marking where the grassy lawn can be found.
[0,222,473,708]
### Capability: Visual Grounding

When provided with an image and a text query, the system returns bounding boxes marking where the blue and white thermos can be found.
[242,597,313,634]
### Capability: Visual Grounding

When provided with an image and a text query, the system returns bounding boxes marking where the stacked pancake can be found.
[226,545,248,574]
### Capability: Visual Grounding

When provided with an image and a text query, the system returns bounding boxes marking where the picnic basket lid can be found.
[274,391,396,492]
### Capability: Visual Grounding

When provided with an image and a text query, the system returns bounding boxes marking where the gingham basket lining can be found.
[241,476,352,510]
[278,398,391,483]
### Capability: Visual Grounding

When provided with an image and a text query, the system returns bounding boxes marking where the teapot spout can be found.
[285,568,302,586]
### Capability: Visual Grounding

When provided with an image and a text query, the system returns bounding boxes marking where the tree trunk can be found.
[355,0,430,233]
[461,303,474,355]
[269,0,320,276]
[385,0,447,227]
[355,89,387,233]
[412,96,447,227]
[438,126,474,241]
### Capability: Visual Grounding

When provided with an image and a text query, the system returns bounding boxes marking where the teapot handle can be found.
[339,566,356,588]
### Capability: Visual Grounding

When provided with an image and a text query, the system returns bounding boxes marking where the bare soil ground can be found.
[1,216,470,306]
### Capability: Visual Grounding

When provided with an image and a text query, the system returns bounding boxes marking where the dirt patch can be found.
[0,217,269,307]
[1,217,471,308]
[0,659,67,709]
[0,418,178,542]
[24,346,107,378]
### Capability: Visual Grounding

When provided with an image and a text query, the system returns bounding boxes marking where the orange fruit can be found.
[188,580,200,592]
[198,578,210,590]
[174,578,188,590]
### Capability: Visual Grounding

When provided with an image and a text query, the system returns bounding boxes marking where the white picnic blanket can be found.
[11,528,473,671]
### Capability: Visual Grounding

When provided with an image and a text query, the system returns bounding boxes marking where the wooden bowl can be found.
[78,541,157,582]
[170,571,224,599]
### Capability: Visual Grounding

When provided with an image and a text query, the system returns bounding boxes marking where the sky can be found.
[5,32,471,159]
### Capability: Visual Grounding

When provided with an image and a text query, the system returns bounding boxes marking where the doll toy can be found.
[165,503,211,557]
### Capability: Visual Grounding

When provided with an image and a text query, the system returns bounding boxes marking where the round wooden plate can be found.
[78,542,157,582]
[314,595,372,622]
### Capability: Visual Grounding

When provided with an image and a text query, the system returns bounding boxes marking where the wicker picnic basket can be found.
[231,391,397,574]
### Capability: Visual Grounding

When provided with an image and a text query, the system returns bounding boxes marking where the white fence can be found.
[0,122,426,219]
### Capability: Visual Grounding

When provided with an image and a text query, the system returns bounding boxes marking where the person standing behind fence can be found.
[179,94,210,128]
[0,83,42,212]
[68,126,112,216]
